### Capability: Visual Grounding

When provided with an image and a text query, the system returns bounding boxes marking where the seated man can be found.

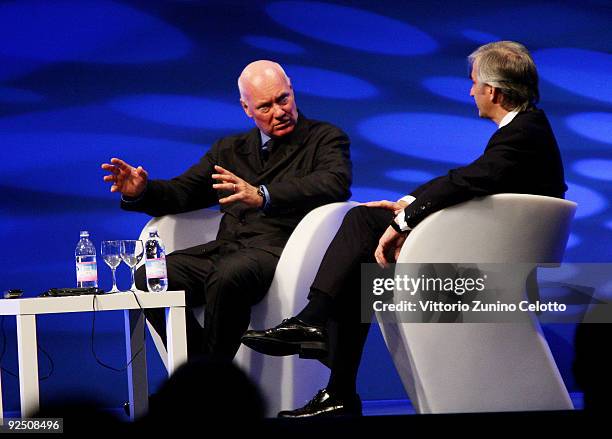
[241,41,567,417]
[101,60,352,360]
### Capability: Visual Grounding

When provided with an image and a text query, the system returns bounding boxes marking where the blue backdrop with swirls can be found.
[1,0,611,412]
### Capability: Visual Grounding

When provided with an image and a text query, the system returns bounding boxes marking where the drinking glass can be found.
[101,240,122,293]
[120,240,144,292]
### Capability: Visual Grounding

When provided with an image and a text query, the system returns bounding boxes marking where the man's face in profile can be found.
[241,74,299,138]
[469,62,494,119]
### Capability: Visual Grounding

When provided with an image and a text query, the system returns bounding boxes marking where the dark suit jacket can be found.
[401,109,567,229]
[122,114,352,257]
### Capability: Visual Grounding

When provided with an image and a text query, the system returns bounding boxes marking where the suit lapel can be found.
[236,128,263,174]
[257,115,309,181]
[234,113,309,183]
[264,140,300,169]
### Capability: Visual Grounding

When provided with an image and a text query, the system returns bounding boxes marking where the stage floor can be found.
[362,393,583,415]
[2,393,584,420]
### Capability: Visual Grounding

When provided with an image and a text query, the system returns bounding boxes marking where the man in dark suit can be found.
[241,41,567,417]
[101,60,352,359]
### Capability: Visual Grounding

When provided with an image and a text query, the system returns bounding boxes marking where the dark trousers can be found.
[309,206,393,396]
[136,242,278,360]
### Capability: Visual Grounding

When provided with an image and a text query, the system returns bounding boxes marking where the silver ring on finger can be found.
[233,183,237,192]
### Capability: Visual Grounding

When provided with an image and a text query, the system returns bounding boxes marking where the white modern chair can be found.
[377,193,577,413]
[138,201,359,416]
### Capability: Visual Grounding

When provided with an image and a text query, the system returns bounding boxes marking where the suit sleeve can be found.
[121,142,220,217]
[265,127,352,210]
[400,131,524,229]
[409,176,445,199]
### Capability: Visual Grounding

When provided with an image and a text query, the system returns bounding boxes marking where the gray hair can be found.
[468,41,539,112]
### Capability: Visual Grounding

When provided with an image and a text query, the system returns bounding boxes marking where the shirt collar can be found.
[259,114,300,146]
[498,110,520,129]
[260,131,271,147]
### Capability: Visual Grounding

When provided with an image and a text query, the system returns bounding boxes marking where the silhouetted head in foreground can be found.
[140,355,265,430]
[34,397,124,433]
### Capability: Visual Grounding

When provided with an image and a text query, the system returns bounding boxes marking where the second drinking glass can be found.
[120,240,144,292]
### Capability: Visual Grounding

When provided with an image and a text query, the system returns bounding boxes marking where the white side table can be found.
[0,291,187,420]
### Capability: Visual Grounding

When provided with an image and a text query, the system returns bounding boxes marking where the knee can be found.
[343,205,370,225]
[165,256,188,291]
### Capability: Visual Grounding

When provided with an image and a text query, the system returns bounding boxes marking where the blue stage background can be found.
[1,0,611,411]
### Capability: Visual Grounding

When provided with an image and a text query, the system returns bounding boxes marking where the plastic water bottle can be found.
[75,230,98,288]
[145,226,168,293]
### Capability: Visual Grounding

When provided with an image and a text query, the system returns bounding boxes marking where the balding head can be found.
[238,60,298,138]
[238,60,291,100]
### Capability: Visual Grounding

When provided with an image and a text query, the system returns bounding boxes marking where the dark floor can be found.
[364,392,584,416]
[0,393,585,421]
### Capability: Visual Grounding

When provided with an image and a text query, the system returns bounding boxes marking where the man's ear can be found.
[490,87,501,104]
[240,99,253,118]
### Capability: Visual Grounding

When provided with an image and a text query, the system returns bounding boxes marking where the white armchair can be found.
[138,201,358,416]
[377,193,577,413]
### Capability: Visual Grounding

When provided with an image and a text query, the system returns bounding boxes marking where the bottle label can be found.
[146,258,167,279]
[76,262,98,282]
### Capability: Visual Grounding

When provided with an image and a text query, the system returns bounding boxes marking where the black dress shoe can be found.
[241,317,328,359]
[277,388,362,418]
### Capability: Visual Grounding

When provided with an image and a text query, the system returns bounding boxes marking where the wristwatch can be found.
[257,185,266,207]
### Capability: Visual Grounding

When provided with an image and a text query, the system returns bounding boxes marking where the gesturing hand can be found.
[362,199,408,215]
[101,158,148,197]
[374,225,408,268]
[212,165,263,208]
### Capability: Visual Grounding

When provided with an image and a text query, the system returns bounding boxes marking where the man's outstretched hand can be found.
[101,158,148,198]
[212,165,263,209]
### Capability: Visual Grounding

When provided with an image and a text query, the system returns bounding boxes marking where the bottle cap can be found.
[80,231,89,237]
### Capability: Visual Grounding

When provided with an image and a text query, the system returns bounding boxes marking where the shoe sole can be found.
[242,336,328,359]
[278,410,363,418]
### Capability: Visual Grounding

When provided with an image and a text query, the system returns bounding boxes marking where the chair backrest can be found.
[138,209,223,253]
[381,194,577,413]
[138,202,358,415]
[249,201,360,328]
[235,201,358,413]
[399,193,576,263]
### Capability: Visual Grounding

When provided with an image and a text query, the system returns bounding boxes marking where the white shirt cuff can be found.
[393,211,411,232]
[393,195,415,232]
[398,195,416,205]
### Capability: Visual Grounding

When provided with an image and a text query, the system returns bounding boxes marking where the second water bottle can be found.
[144,226,168,292]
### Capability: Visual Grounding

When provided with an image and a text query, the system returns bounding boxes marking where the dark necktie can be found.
[261,139,274,163]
